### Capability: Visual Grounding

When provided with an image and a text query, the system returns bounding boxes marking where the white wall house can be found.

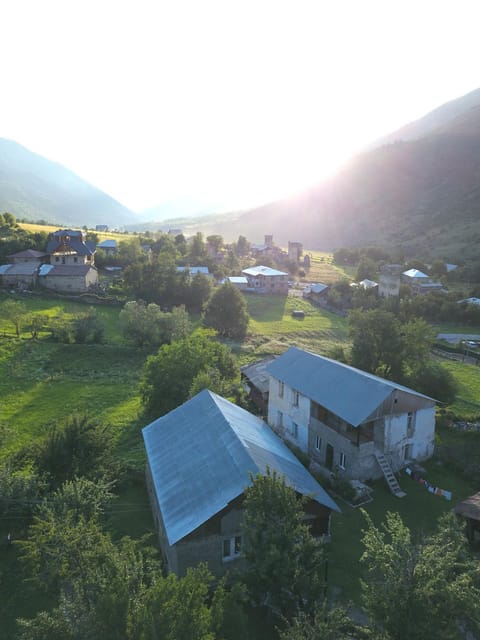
[267,347,436,481]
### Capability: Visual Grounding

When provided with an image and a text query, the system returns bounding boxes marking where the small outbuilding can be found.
[454,491,480,544]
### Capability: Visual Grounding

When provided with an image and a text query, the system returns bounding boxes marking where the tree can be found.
[242,469,326,620]
[27,313,48,339]
[34,414,118,487]
[206,234,224,253]
[120,300,191,348]
[356,257,378,282]
[278,606,376,640]
[188,272,212,313]
[2,298,27,337]
[349,309,404,379]
[360,510,480,640]
[140,332,237,416]
[203,282,249,339]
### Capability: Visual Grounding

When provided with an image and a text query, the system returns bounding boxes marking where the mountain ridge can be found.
[0,138,137,228]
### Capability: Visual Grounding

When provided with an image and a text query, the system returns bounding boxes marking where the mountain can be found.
[137,196,231,223]
[376,87,480,145]
[0,138,136,228]
[222,88,480,260]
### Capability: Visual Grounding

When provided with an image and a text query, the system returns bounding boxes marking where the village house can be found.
[303,282,329,304]
[242,265,288,295]
[402,268,444,294]
[142,389,339,578]
[39,229,98,292]
[0,249,50,290]
[266,347,436,492]
[96,239,118,255]
[224,276,249,290]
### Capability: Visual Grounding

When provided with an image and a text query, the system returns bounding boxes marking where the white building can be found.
[266,347,436,482]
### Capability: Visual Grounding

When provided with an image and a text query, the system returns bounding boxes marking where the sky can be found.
[1,0,479,214]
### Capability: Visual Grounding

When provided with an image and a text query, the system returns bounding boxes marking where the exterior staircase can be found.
[375,451,406,498]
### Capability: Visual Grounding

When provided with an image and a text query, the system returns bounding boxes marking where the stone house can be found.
[402,268,443,294]
[7,249,49,264]
[41,229,98,292]
[242,265,288,295]
[0,262,40,289]
[266,347,436,482]
[142,389,339,578]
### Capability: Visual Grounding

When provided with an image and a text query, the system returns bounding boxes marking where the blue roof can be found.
[142,390,339,546]
[267,347,434,427]
[97,239,117,249]
[0,264,12,275]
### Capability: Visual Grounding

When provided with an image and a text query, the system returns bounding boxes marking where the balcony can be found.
[309,416,375,448]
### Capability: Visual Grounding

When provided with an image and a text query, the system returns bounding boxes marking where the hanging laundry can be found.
[404,467,452,501]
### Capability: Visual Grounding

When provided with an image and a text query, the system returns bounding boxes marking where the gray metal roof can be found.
[241,357,276,394]
[39,264,54,276]
[403,268,429,278]
[267,347,434,427]
[0,264,12,275]
[0,263,39,276]
[142,390,339,546]
[242,265,288,277]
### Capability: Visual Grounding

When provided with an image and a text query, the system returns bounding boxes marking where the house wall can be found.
[268,376,309,452]
[1,272,38,288]
[246,274,288,295]
[41,269,98,292]
[308,417,377,480]
[269,375,436,481]
[51,254,89,266]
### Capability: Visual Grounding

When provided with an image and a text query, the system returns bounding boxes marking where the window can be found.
[73,256,78,263]
[292,422,298,438]
[339,452,346,470]
[223,535,242,561]
[278,381,284,398]
[277,411,283,428]
[55,256,60,262]
[407,412,415,435]
[61,257,66,264]
[292,390,299,407]
[315,435,321,451]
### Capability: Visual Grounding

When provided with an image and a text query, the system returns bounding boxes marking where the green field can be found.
[243,294,348,361]
[1,290,479,633]
[303,251,355,284]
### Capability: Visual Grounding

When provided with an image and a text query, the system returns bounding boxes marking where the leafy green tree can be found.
[27,313,48,339]
[206,234,224,253]
[349,309,404,379]
[234,235,250,257]
[356,257,378,282]
[0,463,46,521]
[35,415,118,487]
[360,511,480,640]
[72,308,104,343]
[279,606,377,640]
[203,281,249,339]
[2,298,27,336]
[188,272,212,313]
[120,300,191,348]
[243,469,326,620]
[141,331,237,416]
[188,231,209,263]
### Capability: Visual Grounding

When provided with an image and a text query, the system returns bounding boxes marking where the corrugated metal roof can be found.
[176,266,210,275]
[359,279,378,288]
[242,266,288,277]
[97,239,117,249]
[0,264,12,275]
[403,268,428,278]
[241,357,276,393]
[458,297,480,306]
[142,390,339,546]
[0,263,39,276]
[7,249,48,259]
[40,265,93,276]
[228,276,248,284]
[38,264,54,276]
[267,347,434,428]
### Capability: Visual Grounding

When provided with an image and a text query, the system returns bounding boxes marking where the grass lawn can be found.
[439,358,480,418]
[243,294,349,362]
[303,251,355,284]
[328,453,477,604]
